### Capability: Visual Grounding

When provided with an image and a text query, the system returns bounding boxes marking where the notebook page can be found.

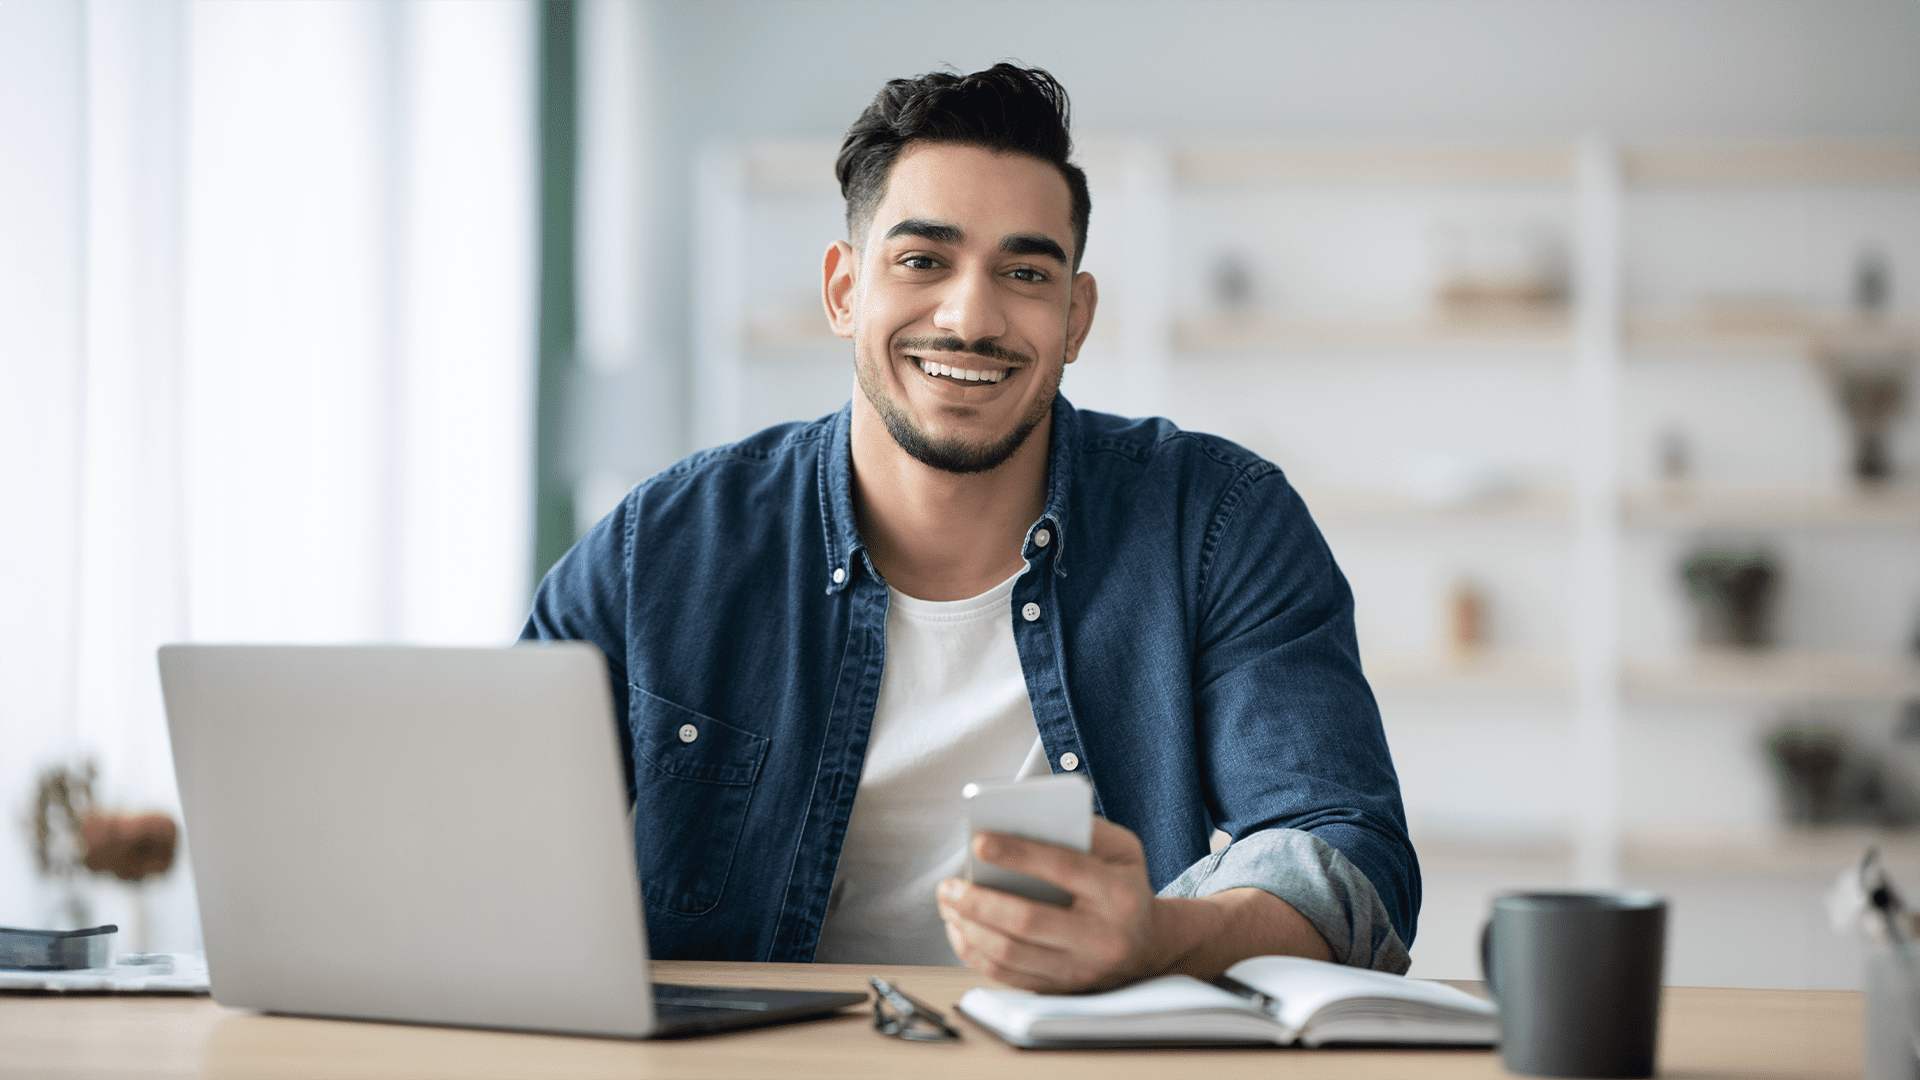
[1224,956,1496,1032]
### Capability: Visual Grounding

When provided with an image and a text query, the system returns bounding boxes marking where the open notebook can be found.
[957,955,1498,1049]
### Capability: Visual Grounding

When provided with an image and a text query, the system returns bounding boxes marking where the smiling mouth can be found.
[913,357,1009,384]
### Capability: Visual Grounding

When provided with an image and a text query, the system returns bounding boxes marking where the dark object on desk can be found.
[1680,548,1778,648]
[647,983,869,1038]
[870,976,960,1042]
[0,925,118,971]
[1482,891,1665,1078]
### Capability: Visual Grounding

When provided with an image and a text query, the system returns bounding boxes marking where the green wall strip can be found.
[532,0,577,592]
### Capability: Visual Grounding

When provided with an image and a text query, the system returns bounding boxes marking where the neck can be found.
[848,390,1050,602]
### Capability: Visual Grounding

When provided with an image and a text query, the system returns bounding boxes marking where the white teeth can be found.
[915,358,1007,384]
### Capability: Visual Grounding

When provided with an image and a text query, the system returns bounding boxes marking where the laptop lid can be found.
[159,643,659,1038]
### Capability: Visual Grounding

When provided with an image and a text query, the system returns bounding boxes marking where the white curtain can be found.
[0,0,536,950]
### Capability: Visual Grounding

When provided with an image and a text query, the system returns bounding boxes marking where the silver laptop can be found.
[158,643,864,1038]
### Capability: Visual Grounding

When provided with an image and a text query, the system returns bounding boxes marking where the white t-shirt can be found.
[811,568,1046,965]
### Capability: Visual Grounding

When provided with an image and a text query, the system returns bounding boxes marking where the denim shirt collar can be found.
[818,396,1079,595]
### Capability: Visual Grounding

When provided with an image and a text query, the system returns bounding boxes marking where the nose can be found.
[931,267,1008,347]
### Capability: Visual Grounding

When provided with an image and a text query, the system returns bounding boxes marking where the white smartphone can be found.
[961,773,1094,907]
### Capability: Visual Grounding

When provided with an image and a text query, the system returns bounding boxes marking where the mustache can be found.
[894,335,1029,366]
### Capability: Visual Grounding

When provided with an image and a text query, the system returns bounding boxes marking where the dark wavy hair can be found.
[835,64,1092,271]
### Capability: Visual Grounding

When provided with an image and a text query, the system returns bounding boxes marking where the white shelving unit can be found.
[694,137,1920,889]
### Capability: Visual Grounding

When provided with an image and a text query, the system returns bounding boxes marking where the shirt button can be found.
[678,723,698,744]
[1021,602,1041,622]
[1059,752,1080,772]
[1034,528,1051,548]
[832,567,846,584]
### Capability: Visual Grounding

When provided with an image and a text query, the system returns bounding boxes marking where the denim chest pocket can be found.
[629,687,770,916]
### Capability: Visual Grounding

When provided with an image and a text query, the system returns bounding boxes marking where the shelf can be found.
[1416,827,1920,877]
[1624,484,1920,530]
[1366,651,1568,693]
[1175,142,1575,185]
[1621,141,1920,185]
[1174,314,1571,355]
[747,310,1913,363]
[1314,485,1919,529]
[1619,827,1920,878]
[1302,487,1566,525]
[1624,651,1920,704]
[1625,313,1919,360]
[743,312,842,352]
[1368,650,1920,702]
[725,138,1920,196]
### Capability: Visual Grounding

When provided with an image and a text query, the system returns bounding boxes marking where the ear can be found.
[1062,271,1098,365]
[822,240,859,339]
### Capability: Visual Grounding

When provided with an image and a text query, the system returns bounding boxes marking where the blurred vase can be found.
[1681,549,1778,648]
[1765,726,1844,825]
[1820,250,1913,485]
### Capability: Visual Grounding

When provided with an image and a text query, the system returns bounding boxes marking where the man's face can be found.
[825,141,1096,474]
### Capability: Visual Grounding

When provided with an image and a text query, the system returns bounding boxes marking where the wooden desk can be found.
[1,961,1861,1079]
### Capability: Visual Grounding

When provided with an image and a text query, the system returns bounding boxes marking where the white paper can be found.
[0,952,209,994]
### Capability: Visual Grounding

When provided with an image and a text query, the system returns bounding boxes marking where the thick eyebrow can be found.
[1000,233,1068,265]
[883,218,961,244]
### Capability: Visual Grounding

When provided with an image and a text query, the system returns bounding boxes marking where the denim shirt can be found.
[522,397,1419,967]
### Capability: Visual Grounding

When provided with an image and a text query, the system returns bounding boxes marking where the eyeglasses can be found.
[869,976,960,1042]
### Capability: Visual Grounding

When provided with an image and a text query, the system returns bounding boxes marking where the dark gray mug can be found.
[1481,890,1667,1078]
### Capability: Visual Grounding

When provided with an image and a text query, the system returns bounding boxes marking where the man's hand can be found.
[936,818,1333,992]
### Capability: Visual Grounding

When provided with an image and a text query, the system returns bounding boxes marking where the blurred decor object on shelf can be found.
[1430,221,1567,326]
[1656,427,1692,500]
[1765,721,1918,828]
[1446,579,1489,659]
[80,814,177,883]
[1818,250,1912,485]
[1765,724,1843,824]
[1209,251,1255,316]
[1680,547,1779,648]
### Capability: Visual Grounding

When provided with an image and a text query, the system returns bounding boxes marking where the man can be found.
[525,64,1417,992]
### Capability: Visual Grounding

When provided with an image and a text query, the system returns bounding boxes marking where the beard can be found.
[855,336,1060,475]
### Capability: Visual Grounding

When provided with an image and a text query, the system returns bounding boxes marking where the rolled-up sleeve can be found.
[1157,827,1411,973]
[1188,464,1421,955]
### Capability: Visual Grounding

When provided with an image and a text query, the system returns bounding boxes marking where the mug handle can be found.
[1480,919,1498,1001]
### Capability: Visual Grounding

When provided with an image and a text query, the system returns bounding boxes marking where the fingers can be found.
[939,879,1083,991]
[945,820,1160,992]
[941,875,1077,950]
